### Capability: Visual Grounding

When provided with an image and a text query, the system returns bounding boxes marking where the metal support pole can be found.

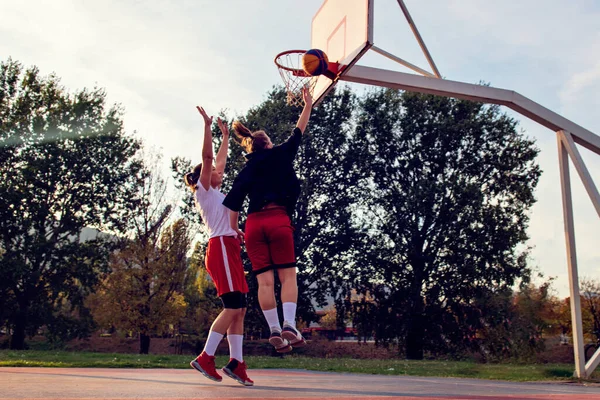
[557,132,586,378]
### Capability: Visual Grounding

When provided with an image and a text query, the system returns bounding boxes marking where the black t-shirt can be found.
[223,127,302,218]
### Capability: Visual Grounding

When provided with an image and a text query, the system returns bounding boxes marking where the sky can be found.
[1,0,598,299]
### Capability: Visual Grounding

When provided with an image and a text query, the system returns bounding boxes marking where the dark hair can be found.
[184,163,202,190]
[232,121,270,153]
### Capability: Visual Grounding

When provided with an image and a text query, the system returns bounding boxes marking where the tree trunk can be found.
[139,333,150,354]
[405,256,425,360]
[10,304,28,350]
[405,302,424,360]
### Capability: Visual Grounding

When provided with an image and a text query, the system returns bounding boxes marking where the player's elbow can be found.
[296,124,306,134]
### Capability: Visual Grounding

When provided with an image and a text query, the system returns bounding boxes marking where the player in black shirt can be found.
[223,87,312,352]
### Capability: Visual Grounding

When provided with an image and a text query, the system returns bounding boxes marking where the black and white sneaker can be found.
[282,323,306,348]
[268,330,292,353]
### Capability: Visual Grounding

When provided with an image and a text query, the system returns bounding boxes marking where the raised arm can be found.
[215,117,229,177]
[295,86,313,134]
[197,106,213,191]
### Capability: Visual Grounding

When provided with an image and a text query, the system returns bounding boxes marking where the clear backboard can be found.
[311,0,373,105]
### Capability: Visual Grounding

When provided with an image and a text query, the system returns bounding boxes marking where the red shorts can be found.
[205,235,249,296]
[245,206,296,274]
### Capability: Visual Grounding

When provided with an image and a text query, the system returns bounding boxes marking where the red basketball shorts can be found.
[245,206,296,274]
[205,235,249,296]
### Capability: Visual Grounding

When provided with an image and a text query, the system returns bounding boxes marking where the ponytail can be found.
[232,121,254,153]
[232,121,270,153]
[184,163,202,191]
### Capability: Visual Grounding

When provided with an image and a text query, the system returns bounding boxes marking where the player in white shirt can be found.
[185,106,252,386]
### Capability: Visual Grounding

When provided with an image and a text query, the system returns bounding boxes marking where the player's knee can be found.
[221,291,247,309]
[277,268,297,285]
[234,308,246,321]
[257,272,275,289]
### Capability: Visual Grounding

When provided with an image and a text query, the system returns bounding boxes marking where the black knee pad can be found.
[220,291,247,309]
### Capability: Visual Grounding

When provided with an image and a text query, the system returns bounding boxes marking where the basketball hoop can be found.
[274,50,317,107]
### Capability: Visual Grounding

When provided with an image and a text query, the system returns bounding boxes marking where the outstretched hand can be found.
[196,106,213,126]
[217,117,229,139]
[302,86,313,108]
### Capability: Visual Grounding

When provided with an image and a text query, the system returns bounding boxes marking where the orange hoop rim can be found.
[274,49,311,77]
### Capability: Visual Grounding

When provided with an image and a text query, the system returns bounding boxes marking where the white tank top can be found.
[194,185,237,239]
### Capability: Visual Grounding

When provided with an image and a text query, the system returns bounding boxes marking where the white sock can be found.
[228,334,244,362]
[283,302,297,328]
[262,308,281,332]
[203,331,224,356]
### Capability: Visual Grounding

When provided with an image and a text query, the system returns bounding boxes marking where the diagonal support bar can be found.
[557,130,600,219]
[371,45,437,78]
[586,346,600,379]
[396,0,441,78]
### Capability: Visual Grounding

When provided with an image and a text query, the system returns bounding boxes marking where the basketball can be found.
[301,49,329,76]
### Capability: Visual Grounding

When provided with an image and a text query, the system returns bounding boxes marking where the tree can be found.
[580,277,600,344]
[318,306,337,330]
[88,148,189,354]
[468,277,565,361]
[179,241,221,340]
[0,58,142,349]
[88,218,189,354]
[346,89,541,359]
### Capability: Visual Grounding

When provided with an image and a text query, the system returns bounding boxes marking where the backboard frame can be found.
[310,0,374,106]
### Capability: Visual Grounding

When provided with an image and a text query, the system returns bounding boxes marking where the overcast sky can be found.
[1,0,598,298]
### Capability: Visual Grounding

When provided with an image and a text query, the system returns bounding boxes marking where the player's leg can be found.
[277,268,306,347]
[190,307,237,382]
[255,270,292,352]
[209,237,253,385]
[246,213,292,353]
[267,209,305,347]
[190,237,240,381]
[221,293,253,386]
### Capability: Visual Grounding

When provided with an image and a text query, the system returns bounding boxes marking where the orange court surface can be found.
[1,367,599,400]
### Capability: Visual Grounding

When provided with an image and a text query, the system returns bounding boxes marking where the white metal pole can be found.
[341,65,600,154]
[558,130,600,377]
[557,132,586,378]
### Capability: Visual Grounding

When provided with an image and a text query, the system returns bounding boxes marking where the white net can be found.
[274,50,317,107]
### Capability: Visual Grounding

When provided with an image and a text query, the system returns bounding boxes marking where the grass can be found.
[1,350,598,383]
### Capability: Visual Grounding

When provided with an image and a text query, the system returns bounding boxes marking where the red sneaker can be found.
[190,352,222,382]
[222,358,254,386]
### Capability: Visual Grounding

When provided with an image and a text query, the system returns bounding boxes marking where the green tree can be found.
[346,89,541,359]
[0,58,141,349]
[88,149,189,354]
[581,277,600,344]
[179,241,221,339]
[472,278,564,361]
[88,218,190,354]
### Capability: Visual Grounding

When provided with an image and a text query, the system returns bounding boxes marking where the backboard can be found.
[311,0,373,105]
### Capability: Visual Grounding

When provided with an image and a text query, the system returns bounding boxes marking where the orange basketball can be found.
[301,49,329,76]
